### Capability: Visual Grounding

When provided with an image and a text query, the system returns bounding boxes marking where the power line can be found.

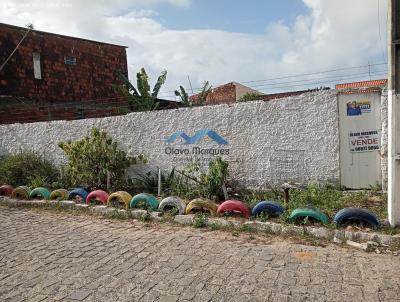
[243,69,387,89]
[254,72,387,92]
[158,62,387,96]
[158,70,388,99]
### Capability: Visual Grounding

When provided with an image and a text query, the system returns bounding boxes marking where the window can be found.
[64,56,76,65]
[32,52,41,79]
[76,108,85,119]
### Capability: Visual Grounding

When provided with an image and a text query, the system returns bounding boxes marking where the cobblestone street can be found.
[0,207,399,302]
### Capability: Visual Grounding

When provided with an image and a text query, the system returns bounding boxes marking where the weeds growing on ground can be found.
[192,213,208,228]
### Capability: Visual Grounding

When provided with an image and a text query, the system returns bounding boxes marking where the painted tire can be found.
[107,191,132,208]
[68,188,89,202]
[158,197,186,215]
[50,189,69,201]
[29,187,51,200]
[86,190,109,205]
[0,185,14,197]
[129,193,159,210]
[252,201,285,217]
[334,208,379,227]
[186,198,218,215]
[11,186,31,200]
[288,208,329,225]
[217,200,251,218]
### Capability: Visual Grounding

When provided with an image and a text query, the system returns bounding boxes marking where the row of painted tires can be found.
[0,185,380,227]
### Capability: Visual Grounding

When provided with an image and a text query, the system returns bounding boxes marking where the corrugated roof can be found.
[335,79,387,90]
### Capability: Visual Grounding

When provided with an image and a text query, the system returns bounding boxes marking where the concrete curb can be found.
[1,196,399,247]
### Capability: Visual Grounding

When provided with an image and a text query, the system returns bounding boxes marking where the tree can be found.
[174,81,212,107]
[116,68,167,112]
[58,128,144,190]
[238,92,263,102]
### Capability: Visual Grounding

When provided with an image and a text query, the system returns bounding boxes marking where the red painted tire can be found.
[217,200,250,218]
[0,185,14,197]
[86,190,109,205]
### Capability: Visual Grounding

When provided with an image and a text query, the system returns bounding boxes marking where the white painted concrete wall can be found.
[0,90,340,187]
[380,89,389,191]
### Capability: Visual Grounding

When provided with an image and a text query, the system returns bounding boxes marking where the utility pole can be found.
[388,0,400,226]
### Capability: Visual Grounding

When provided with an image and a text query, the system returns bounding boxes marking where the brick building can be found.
[0,23,129,124]
[190,82,262,105]
[190,81,330,105]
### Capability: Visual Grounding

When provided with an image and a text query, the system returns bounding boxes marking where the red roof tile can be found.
[335,79,387,90]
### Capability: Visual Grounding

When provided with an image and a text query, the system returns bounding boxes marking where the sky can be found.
[0,0,389,99]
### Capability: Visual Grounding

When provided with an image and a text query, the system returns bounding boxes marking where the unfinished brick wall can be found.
[190,82,237,105]
[0,23,128,123]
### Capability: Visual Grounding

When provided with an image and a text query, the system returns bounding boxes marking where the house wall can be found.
[191,83,237,105]
[0,90,341,187]
[0,23,128,124]
[234,82,262,100]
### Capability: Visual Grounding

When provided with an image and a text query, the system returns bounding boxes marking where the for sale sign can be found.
[349,130,380,153]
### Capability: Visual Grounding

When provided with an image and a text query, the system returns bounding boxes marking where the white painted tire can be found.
[159,197,186,215]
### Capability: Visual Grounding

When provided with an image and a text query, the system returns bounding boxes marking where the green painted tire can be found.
[50,189,69,201]
[288,207,329,225]
[129,193,159,210]
[29,187,51,200]
[11,186,31,200]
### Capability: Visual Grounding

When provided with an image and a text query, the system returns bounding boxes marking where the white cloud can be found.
[0,0,388,97]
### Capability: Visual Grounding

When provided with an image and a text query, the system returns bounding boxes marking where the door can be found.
[339,91,382,189]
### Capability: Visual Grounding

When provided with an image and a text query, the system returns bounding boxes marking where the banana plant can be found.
[116,68,167,112]
[174,81,212,107]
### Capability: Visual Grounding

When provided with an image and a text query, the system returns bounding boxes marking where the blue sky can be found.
[153,0,308,34]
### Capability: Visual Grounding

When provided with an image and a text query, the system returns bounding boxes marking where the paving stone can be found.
[0,207,399,302]
[158,295,179,302]
[67,289,92,301]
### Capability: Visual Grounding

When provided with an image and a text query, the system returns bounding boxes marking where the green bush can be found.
[0,151,59,187]
[58,128,144,191]
[173,157,229,201]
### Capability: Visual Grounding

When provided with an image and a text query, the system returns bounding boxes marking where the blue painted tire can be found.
[334,208,379,227]
[68,188,89,202]
[252,201,285,217]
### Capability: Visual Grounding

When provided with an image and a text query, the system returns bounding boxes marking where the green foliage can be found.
[174,81,212,107]
[204,157,229,198]
[195,81,212,106]
[58,128,143,191]
[238,92,263,102]
[0,151,59,187]
[115,68,167,112]
[276,182,342,223]
[174,86,191,107]
[134,158,229,201]
[133,169,177,194]
[138,211,152,222]
[242,186,283,209]
[192,213,207,228]
[171,157,229,201]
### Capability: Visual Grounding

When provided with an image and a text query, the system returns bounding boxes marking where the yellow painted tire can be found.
[186,198,218,215]
[50,189,69,201]
[11,186,31,200]
[107,191,132,208]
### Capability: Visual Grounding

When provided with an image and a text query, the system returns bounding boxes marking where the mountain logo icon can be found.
[165,129,228,145]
